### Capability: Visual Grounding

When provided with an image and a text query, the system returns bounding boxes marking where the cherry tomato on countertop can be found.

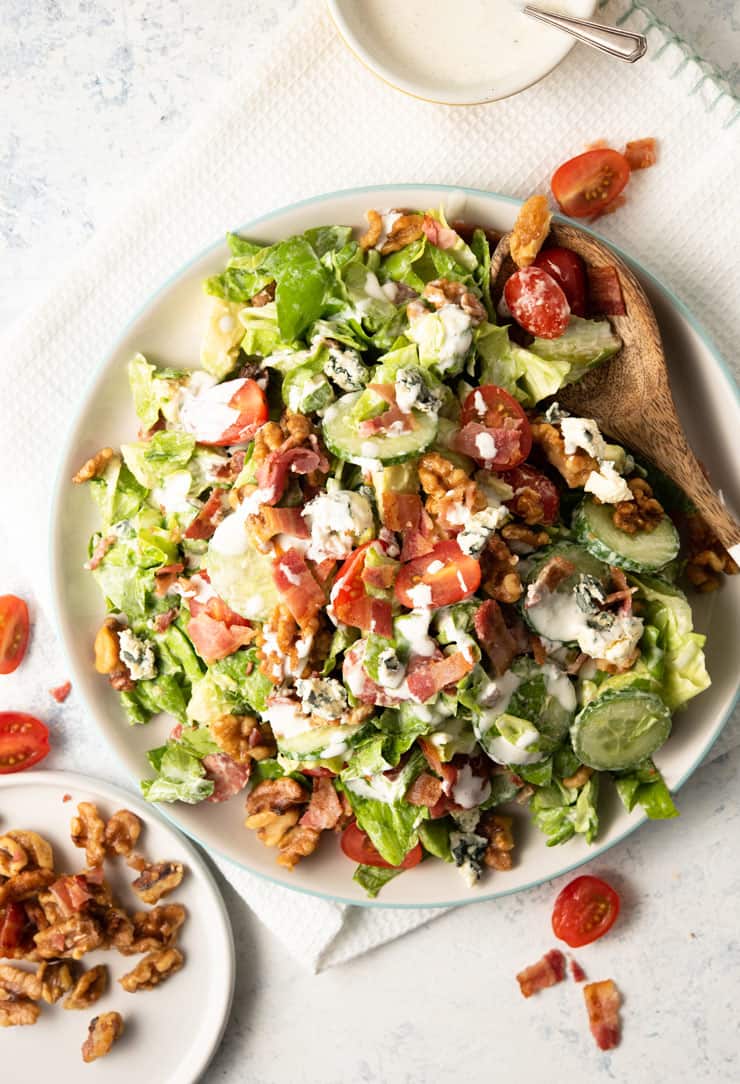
[341,821,423,870]
[0,595,30,675]
[534,247,588,318]
[552,875,620,947]
[395,540,481,610]
[504,267,570,340]
[551,148,631,220]
[0,713,50,774]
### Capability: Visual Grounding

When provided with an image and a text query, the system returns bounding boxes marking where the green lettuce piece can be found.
[127,353,183,431]
[238,302,286,357]
[211,647,273,714]
[476,323,571,406]
[155,621,206,688]
[530,775,600,846]
[282,360,335,414]
[141,728,218,804]
[121,431,196,489]
[340,263,405,347]
[480,770,522,809]
[613,759,678,819]
[418,819,453,861]
[381,238,427,293]
[353,864,405,899]
[304,225,354,258]
[88,458,147,529]
[119,672,189,726]
[263,236,330,341]
[471,229,494,320]
[528,316,621,378]
[342,729,416,779]
[630,575,710,710]
[341,748,427,866]
[322,626,359,676]
[205,234,273,302]
[91,534,156,619]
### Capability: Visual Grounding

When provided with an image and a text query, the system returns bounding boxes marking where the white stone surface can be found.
[2,2,740,1081]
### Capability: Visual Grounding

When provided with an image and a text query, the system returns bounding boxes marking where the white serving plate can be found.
[0,770,234,1083]
[50,185,740,908]
[327,0,597,105]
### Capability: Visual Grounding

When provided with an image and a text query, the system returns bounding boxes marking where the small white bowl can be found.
[327,0,598,105]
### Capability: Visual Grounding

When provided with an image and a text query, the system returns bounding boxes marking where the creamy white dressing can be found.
[344,773,409,806]
[397,609,436,657]
[263,698,311,740]
[303,490,374,561]
[486,731,542,767]
[179,376,245,443]
[477,670,522,733]
[541,663,577,713]
[475,431,498,461]
[151,470,193,516]
[209,487,275,556]
[407,583,433,608]
[451,764,492,809]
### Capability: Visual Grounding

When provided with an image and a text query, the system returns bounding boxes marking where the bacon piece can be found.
[273,548,326,626]
[261,506,310,540]
[203,753,251,802]
[624,137,657,171]
[361,561,397,591]
[587,265,626,316]
[154,607,179,633]
[212,450,246,481]
[359,402,414,436]
[530,634,547,666]
[422,214,460,250]
[49,681,72,703]
[256,443,329,504]
[381,492,423,534]
[583,979,621,1051]
[0,902,27,954]
[516,949,566,998]
[605,565,634,614]
[49,875,92,918]
[154,562,186,598]
[405,772,444,808]
[85,534,115,571]
[184,491,228,541]
[570,958,587,983]
[353,596,394,638]
[85,866,106,886]
[187,611,254,662]
[453,422,524,466]
[406,651,474,702]
[401,519,436,562]
[474,599,519,677]
[524,555,576,607]
[300,777,343,830]
[367,383,397,403]
[308,557,337,585]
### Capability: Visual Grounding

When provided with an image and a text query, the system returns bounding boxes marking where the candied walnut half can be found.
[359,208,383,249]
[421,278,487,325]
[509,194,552,268]
[37,960,76,1004]
[256,604,316,682]
[245,778,311,855]
[683,511,739,592]
[380,213,424,255]
[418,451,487,536]
[64,964,107,1010]
[0,835,29,878]
[5,830,54,871]
[0,964,42,1000]
[480,535,522,604]
[506,485,549,527]
[81,1011,124,1062]
[0,994,40,1027]
[562,766,594,789]
[34,916,103,961]
[70,802,107,869]
[120,904,187,956]
[72,447,115,485]
[276,825,321,870]
[500,522,549,552]
[0,868,55,906]
[131,861,185,905]
[478,812,515,871]
[211,713,275,764]
[119,948,184,993]
[531,422,598,488]
[104,809,142,858]
[612,477,664,535]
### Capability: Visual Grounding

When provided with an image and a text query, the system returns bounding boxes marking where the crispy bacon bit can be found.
[421,214,459,250]
[256,444,329,505]
[49,681,72,703]
[187,611,254,662]
[406,651,474,702]
[624,137,657,171]
[299,777,343,831]
[154,562,185,598]
[530,634,547,666]
[63,794,72,803]
[250,281,276,307]
[213,450,246,481]
[260,506,309,540]
[202,753,251,802]
[84,534,116,571]
[516,949,566,998]
[570,957,587,983]
[184,491,228,541]
[361,561,397,592]
[474,600,519,677]
[48,875,92,918]
[587,265,626,316]
[405,772,444,808]
[153,607,179,633]
[525,555,576,607]
[510,194,552,268]
[583,979,621,1050]
[359,401,414,437]
[381,492,422,534]
[273,549,326,627]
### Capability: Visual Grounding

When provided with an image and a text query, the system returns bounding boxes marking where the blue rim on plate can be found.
[48,183,740,909]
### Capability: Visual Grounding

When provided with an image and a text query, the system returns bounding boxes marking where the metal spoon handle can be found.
[523,6,648,62]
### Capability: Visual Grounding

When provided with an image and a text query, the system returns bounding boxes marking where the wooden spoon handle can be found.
[662,431,740,560]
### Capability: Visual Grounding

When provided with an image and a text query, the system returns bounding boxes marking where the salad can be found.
[75,197,731,898]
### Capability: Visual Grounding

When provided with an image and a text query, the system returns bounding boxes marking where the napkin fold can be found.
[1,0,738,971]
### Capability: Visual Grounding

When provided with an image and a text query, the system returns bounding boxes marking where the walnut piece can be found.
[684,511,739,592]
[612,477,664,535]
[81,1011,124,1062]
[257,604,315,681]
[0,868,55,905]
[500,522,549,551]
[93,619,123,676]
[5,830,54,871]
[37,961,76,1004]
[118,948,184,993]
[562,766,594,789]
[380,213,424,255]
[34,916,103,961]
[0,964,42,1000]
[276,825,321,870]
[211,713,275,764]
[72,447,115,485]
[0,835,29,878]
[478,812,515,871]
[245,809,301,847]
[481,535,522,604]
[509,194,552,268]
[505,485,550,526]
[100,906,135,953]
[104,809,142,858]
[418,451,487,536]
[246,778,309,815]
[420,277,487,326]
[70,802,107,868]
[359,208,383,249]
[531,421,599,488]
[131,861,185,905]
[64,964,107,1010]
[0,994,40,1027]
[119,904,187,956]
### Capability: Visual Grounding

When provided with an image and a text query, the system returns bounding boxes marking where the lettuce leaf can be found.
[141,727,218,804]
[630,575,710,710]
[530,775,600,846]
[476,323,571,406]
[341,748,427,866]
[352,864,405,899]
[263,236,330,342]
[121,431,196,489]
[119,672,189,726]
[128,353,183,431]
[613,759,678,820]
[88,457,147,529]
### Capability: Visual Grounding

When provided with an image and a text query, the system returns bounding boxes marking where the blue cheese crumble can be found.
[117,629,157,681]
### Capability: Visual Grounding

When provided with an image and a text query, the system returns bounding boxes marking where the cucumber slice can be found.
[277,720,369,760]
[574,498,679,572]
[322,392,438,465]
[571,688,672,771]
[205,540,280,623]
[523,543,609,643]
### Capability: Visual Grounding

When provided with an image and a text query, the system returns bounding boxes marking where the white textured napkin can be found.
[1,0,738,971]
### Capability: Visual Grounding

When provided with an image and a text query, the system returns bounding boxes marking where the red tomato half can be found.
[395,540,480,610]
[551,148,631,219]
[459,385,532,469]
[211,379,268,446]
[0,713,50,774]
[534,247,587,318]
[0,595,30,675]
[332,541,393,636]
[501,464,560,525]
[504,267,570,340]
[552,875,620,947]
[341,822,423,869]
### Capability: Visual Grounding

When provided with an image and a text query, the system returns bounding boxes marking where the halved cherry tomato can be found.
[0,713,50,774]
[501,464,560,525]
[214,379,269,445]
[395,540,480,610]
[0,902,26,953]
[458,385,532,469]
[341,822,423,869]
[504,267,570,340]
[332,541,393,636]
[0,595,30,675]
[552,875,620,947]
[534,247,587,318]
[551,148,631,219]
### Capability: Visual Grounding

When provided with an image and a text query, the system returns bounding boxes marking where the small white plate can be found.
[0,770,234,1084]
[327,0,597,105]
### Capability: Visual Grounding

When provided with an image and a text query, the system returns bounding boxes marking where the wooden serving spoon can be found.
[490,223,740,562]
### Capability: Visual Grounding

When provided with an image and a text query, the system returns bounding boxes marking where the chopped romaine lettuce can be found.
[630,575,710,709]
